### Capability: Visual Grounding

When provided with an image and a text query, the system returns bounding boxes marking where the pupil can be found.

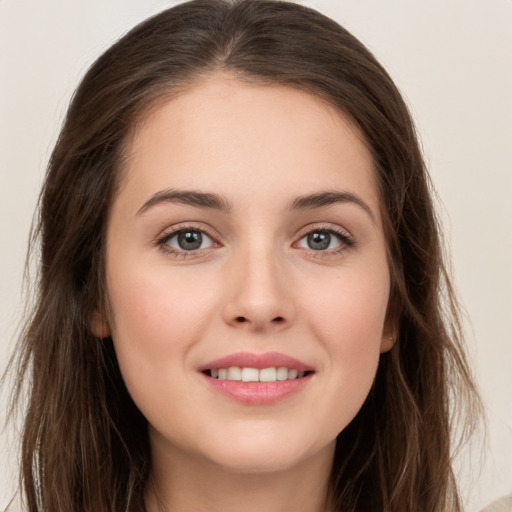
[308,232,330,250]
[178,231,202,250]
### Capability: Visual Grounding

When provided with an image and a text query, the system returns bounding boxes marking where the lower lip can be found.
[201,373,313,405]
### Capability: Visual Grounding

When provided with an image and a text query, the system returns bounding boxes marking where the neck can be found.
[145,438,335,512]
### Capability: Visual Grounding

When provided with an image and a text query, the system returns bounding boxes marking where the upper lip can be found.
[198,351,314,372]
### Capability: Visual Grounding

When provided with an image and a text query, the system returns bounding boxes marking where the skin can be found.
[94,73,394,512]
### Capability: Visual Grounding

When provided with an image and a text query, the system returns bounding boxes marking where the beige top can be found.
[481,496,512,512]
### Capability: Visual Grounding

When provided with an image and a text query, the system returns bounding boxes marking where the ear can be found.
[91,309,110,338]
[380,314,399,353]
[380,291,400,353]
[380,332,397,353]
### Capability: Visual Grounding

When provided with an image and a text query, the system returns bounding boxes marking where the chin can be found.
[211,449,300,474]
[195,430,333,475]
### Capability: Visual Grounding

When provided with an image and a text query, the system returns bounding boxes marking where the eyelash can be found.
[295,224,355,258]
[155,224,219,259]
[155,224,355,259]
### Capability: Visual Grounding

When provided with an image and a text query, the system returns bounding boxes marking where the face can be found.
[96,73,394,475]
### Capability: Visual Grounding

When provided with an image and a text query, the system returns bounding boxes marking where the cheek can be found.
[302,268,389,399]
[108,263,215,338]
[305,266,389,339]
[105,266,216,394]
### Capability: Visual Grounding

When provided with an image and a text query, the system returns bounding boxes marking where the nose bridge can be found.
[223,231,294,331]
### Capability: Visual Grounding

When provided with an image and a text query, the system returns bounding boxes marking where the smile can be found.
[205,367,309,381]
[199,352,315,404]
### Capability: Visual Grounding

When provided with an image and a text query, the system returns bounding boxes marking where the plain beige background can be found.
[1,1,511,510]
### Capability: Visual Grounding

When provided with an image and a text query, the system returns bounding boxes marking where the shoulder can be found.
[481,495,512,512]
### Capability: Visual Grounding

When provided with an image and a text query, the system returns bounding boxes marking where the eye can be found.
[161,229,215,252]
[296,228,353,252]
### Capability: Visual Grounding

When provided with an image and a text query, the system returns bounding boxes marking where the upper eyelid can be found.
[164,229,215,244]
[295,223,353,239]
[153,226,218,257]
[157,222,350,236]
[294,224,356,253]
[158,223,219,240]
[155,226,219,258]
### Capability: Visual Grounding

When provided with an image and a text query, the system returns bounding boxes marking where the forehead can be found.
[118,73,380,217]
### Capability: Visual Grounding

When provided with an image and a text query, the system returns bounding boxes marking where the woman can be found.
[5,0,484,510]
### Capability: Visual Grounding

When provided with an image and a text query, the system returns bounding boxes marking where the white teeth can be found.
[227,367,242,380]
[259,367,277,382]
[210,366,308,382]
[241,367,259,382]
[276,367,289,381]
[288,369,298,379]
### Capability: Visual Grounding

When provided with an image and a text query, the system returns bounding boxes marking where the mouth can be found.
[203,367,314,382]
[199,352,315,405]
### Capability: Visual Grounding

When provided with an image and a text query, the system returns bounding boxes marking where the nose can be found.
[222,245,295,333]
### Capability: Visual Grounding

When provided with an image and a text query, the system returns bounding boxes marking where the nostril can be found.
[232,315,285,325]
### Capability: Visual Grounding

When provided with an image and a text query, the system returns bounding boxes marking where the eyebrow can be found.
[137,188,375,222]
[137,189,232,215]
[288,190,375,222]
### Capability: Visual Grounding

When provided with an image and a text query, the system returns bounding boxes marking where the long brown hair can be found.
[7,1,480,510]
